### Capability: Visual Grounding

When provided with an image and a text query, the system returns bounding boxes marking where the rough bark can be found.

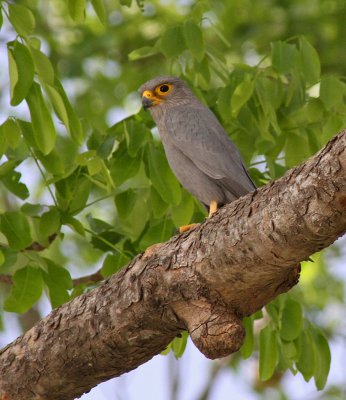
[1,130,346,400]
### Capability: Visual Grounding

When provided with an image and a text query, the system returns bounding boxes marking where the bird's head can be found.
[138,76,193,112]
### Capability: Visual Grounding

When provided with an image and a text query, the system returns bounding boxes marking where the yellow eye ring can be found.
[155,83,172,95]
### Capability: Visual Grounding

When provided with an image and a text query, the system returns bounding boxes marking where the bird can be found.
[138,76,256,231]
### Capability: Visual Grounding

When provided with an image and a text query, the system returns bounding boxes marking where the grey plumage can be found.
[139,76,255,209]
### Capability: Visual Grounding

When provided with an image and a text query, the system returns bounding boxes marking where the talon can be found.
[208,200,218,217]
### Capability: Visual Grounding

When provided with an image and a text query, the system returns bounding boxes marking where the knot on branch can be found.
[172,301,245,359]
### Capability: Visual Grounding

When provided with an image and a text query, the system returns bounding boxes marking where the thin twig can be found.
[0,275,12,285]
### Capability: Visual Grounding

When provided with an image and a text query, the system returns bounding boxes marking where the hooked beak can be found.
[142,96,154,111]
[142,90,159,110]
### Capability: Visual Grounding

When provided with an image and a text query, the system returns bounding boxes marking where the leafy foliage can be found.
[255,295,331,388]
[0,0,345,395]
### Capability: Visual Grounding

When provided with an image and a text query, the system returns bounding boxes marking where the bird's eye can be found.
[159,85,169,92]
[157,84,172,94]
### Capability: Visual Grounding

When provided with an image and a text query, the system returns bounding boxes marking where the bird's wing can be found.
[165,105,256,197]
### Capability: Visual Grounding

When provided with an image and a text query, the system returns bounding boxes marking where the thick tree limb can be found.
[1,130,346,400]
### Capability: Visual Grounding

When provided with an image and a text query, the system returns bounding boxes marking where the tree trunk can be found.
[1,130,346,400]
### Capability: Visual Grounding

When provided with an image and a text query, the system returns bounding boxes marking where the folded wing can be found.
[165,105,256,199]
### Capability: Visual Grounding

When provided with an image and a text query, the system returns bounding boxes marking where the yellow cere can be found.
[142,90,154,99]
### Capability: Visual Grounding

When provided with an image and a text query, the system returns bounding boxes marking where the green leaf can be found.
[0,248,18,272]
[195,56,210,85]
[69,177,91,214]
[21,203,44,216]
[280,298,303,341]
[128,46,159,61]
[320,76,345,110]
[160,26,186,58]
[0,250,4,267]
[46,80,84,145]
[68,0,86,22]
[124,119,151,157]
[284,131,310,167]
[110,140,141,186]
[312,329,331,390]
[322,116,344,143]
[231,80,254,116]
[4,266,43,313]
[208,20,231,48]
[7,41,35,106]
[271,41,297,73]
[97,136,116,159]
[35,148,65,175]
[0,160,20,177]
[70,283,87,298]
[296,329,315,381]
[86,215,113,233]
[171,331,188,358]
[30,47,55,85]
[280,340,298,361]
[284,73,305,108]
[2,170,29,200]
[0,133,7,157]
[45,84,69,129]
[62,215,85,236]
[17,119,37,150]
[101,253,130,277]
[120,0,132,6]
[8,4,36,37]
[0,211,32,250]
[299,36,320,85]
[240,316,254,359]
[139,219,175,250]
[91,230,123,251]
[7,50,18,103]
[56,80,84,144]
[86,156,102,175]
[150,187,169,219]
[91,0,106,24]
[259,325,278,381]
[1,118,21,149]
[255,76,284,112]
[39,208,61,238]
[145,143,181,206]
[171,190,194,227]
[217,85,233,118]
[26,82,56,155]
[184,19,204,62]
[43,260,72,308]
[304,98,324,123]
[117,190,150,241]
[56,170,83,209]
[266,301,280,326]
[115,189,137,219]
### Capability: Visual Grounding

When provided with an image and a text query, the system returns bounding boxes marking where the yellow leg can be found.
[209,200,218,217]
[179,200,218,233]
[179,223,198,233]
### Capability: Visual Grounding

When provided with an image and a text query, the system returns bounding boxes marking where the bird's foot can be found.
[179,223,198,233]
[208,200,218,217]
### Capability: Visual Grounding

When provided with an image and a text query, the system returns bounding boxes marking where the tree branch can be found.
[1,130,346,400]
[0,275,12,285]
